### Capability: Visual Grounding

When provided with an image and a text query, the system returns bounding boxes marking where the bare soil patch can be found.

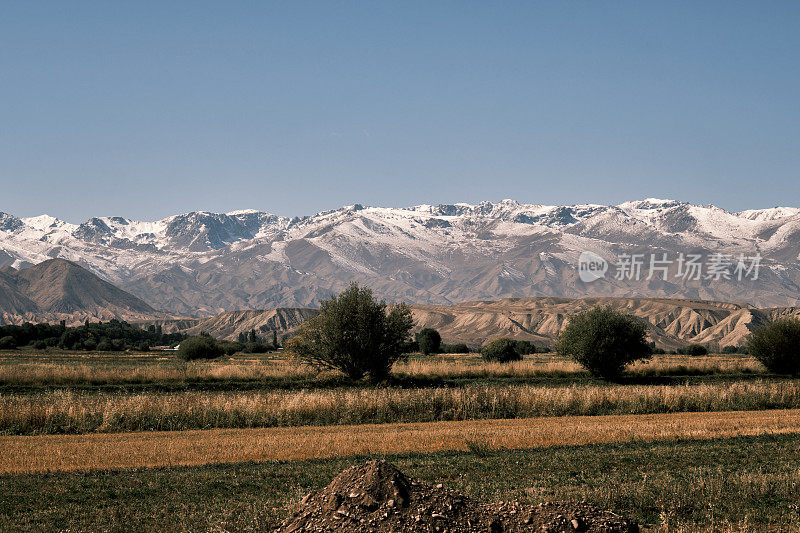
[277,459,638,532]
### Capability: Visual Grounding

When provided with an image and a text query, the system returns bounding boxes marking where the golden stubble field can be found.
[3,409,800,474]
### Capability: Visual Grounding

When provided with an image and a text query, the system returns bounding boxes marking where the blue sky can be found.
[1,1,798,222]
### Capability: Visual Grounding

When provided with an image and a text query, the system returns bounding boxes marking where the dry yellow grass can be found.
[3,409,799,474]
[0,352,763,386]
[5,380,800,435]
[0,355,319,385]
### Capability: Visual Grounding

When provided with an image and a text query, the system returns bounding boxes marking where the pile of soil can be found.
[276,460,639,532]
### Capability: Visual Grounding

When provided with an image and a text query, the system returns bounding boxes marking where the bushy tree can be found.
[244,341,270,353]
[747,318,800,375]
[218,340,243,356]
[0,336,17,349]
[96,339,112,351]
[440,343,470,354]
[722,345,748,354]
[416,328,442,355]
[513,340,537,355]
[556,306,651,380]
[178,335,224,361]
[286,283,413,381]
[680,343,709,356]
[480,338,522,362]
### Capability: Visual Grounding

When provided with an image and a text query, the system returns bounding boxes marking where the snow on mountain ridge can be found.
[2,198,800,313]
[3,199,798,259]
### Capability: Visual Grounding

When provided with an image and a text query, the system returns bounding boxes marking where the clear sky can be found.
[1,1,798,222]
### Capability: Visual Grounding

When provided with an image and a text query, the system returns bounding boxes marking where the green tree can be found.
[513,340,537,355]
[680,344,709,356]
[480,338,521,362]
[747,318,800,375]
[0,336,17,349]
[272,330,279,348]
[248,329,257,343]
[416,328,442,355]
[178,335,224,361]
[556,306,651,380]
[218,340,243,356]
[286,283,413,381]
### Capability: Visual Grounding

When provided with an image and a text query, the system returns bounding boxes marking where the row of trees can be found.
[0,320,185,351]
[178,331,281,361]
[280,284,800,382]
[236,329,280,351]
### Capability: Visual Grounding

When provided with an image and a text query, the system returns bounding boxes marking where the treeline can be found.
[410,328,542,356]
[0,320,185,351]
[651,344,749,356]
[179,331,279,360]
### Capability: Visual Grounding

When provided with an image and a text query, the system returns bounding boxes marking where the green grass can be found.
[2,434,800,532]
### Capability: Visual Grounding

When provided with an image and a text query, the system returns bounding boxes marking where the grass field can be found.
[0,350,763,388]
[2,409,799,474]
[0,349,796,531]
[3,434,800,532]
[4,379,800,435]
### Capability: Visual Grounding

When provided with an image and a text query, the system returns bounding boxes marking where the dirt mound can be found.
[276,460,638,532]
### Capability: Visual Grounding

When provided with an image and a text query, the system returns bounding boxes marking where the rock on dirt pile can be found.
[276,459,639,532]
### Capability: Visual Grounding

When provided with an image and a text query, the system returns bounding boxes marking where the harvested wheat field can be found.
[3,408,799,474]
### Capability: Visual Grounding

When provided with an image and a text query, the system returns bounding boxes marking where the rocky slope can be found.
[159,308,320,341]
[0,259,163,325]
[1,199,799,315]
[411,297,800,349]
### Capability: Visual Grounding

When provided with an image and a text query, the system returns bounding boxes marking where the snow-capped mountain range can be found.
[1,198,799,315]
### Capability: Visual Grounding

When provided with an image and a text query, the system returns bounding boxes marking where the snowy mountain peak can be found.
[20,214,76,233]
[2,198,800,314]
[737,207,800,222]
[617,198,684,211]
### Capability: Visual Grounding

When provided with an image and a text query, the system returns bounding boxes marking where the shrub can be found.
[440,343,471,354]
[514,340,537,355]
[722,345,748,354]
[678,344,709,356]
[218,340,244,356]
[480,338,522,363]
[96,339,112,351]
[286,283,413,381]
[400,340,419,354]
[747,318,800,375]
[416,328,442,355]
[0,336,17,349]
[243,341,270,354]
[178,336,224,361]
[556,306,651,380]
